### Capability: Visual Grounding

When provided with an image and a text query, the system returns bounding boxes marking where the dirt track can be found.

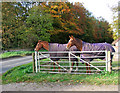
[1,83,119,91]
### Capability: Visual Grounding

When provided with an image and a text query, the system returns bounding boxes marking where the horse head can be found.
[34,40,43,51]
[66,35,82,51]
[34,40,49,51]
[66,35,76,50]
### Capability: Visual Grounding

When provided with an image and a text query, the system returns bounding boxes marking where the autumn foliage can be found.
[2,2,114,50]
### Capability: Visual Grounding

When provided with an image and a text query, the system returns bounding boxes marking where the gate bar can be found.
[70,52,102,71]
[40,52,68,72]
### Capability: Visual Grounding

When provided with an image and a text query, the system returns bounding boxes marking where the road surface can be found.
[0,54,49,74]
[0,56,33,74]
[1,83,119,91]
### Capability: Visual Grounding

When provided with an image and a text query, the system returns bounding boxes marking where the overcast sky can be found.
[68,0,118,23]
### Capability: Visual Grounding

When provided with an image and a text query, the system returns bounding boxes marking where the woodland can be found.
[2,2,115,50]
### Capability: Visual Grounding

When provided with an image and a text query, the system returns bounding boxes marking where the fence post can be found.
[32,53,35,73]
[107,51,111,72]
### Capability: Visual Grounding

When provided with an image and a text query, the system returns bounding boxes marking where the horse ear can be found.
[69,35,74,38]
[69,36,71,39]
[71,35,75,39]
[38,40,42,42]
[71,35,74,38]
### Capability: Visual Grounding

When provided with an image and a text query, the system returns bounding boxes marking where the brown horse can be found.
[66,36,115,73]
[35,40,79,72]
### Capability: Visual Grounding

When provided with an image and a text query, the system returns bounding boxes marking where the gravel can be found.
[1,83,118,91]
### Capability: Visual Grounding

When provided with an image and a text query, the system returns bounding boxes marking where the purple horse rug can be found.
[49,43,79,61]
[80,41,115,62]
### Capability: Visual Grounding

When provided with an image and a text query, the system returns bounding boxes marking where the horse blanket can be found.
[49,43,79,61]
[80,41,115,62]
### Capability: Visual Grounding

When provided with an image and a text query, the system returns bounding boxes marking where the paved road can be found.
[0,56,33,74]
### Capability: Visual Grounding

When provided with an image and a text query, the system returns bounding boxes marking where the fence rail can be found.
[33,50,111,74]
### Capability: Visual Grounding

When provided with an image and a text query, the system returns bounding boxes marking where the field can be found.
[2,59,119,85]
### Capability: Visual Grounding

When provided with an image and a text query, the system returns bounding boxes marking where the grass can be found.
[2,60,119,85]
[0,50,47,58]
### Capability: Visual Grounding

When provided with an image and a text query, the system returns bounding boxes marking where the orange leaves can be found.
[43,2,71,19]
[61,9,66,12]
[52,15,61,18]
[41,2,113,43]
[51,10,57,14]
[51,5,58,9]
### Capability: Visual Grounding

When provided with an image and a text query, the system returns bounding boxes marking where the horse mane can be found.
[72,38,82,51]
[75,38,82,43]
[41,41,48,44]
[40,41,49,50]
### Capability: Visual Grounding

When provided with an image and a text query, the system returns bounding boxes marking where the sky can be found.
[68,0,118,24]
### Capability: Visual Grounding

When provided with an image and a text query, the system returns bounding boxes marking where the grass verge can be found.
[2,61,119,85]
[0,50,47,59]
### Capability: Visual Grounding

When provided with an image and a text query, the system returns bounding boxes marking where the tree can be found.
[111,3,120,40]
[2,2,114,50]
[2,2,27,50]
[42,2,89,43]
[92,17,114,43]
[17,5,53,48]
[40,2,114,43]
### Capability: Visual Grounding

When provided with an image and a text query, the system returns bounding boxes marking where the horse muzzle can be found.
[34,49,38,52]
[66,46,70,50]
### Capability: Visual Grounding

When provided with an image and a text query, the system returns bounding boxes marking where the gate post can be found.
[105,50,108,71]
[69,52,71,72]
[107,51,111,72]
[32,53,35,73]
[35,51,38,73]
[38,52,40,72]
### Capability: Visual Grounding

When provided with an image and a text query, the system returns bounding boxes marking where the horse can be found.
[66,35,115,73]
[34,40,80,73]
